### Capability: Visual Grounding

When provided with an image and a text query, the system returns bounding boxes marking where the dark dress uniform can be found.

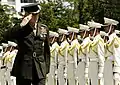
[3,23,50,85]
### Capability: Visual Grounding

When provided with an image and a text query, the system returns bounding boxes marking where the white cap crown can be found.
[79,24,89,31]
[104,17,119,25]
[67,27,79,33]
[2,43,8,47]
[8,41,17,47]
[58,28,68,35]
[88,21,103,28]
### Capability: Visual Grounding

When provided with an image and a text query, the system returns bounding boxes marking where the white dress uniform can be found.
[90,34,105,85]
[76,41,86,85]
[76,24,90,85]
[87,21,104,85]
[104,17,119,85]
[104,34,114,85]
[81,36,91,85]
[58,40,69,85]
[5,41,18,85]
[112,33,120,85]
[0,43,9,85]
[57,29,69,85]
[67,27,79,85]
[47,31,59,85]
[48,42,59,85]
[106,32,120,85]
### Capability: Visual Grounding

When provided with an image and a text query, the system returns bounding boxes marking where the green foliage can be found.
[103,0,120,28]
[39,2,79,31]
[0,4,13,41]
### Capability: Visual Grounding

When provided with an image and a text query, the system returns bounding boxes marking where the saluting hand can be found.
[20,14,32,27]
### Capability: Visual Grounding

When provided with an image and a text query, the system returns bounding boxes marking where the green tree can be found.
[103,0,120,28]
[0,4,14,41]
[39,1,79,31]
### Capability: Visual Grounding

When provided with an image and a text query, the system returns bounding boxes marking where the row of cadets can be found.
[67,27,79,85]
[57,28,69,85]
[6,41,18,85]
[76,24,90,85]
[0,43,9,85]
[0,41,18,85]
[47,31,59,85]
[88,21,105,85]
[103,17,120,85]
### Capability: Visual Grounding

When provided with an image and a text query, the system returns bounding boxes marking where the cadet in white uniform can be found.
[1,43,9,85]
[57,29,69,85]
[47,31,59,85]
[67,27,79,85]
[76,24,90,85]
[104,17,120,85]
[88,21,104,85]
[5,41,18,85]
[79,25,91,85]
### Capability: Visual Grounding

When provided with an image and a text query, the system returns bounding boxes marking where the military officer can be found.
[88,21,105,85]
[57,28,69,85]
[47,31,59,85]
[76,24,89,85]
[1,3,50,85]
[104,17,120,85]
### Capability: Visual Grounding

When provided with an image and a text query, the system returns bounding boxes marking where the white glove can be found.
[85,68,88,74]
[85,73,88,78]
[20,14,32,27]
[98,73,103,79]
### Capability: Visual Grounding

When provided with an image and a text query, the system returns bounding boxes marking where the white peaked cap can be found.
[8,41,17,47]
[67,27,79,33]
[53,32,59,37]
[2,43,8,47]
[115,30,120,34]
[49,31,55,37]
[49,31,59,37]
[100,31,108,36]
[88,21,103,28]
[58,28,68,35]
[79,24,89,31]
[104,17,119,25]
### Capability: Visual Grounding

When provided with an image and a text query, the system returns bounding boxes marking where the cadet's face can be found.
[79,31,84,38]
[58,34,63,42]
[89,29,94,36]
[68,32,73,39]
[104,26,110,33]
[49,37,53,43]
[104,25,115,34]
[95,28,100,35]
